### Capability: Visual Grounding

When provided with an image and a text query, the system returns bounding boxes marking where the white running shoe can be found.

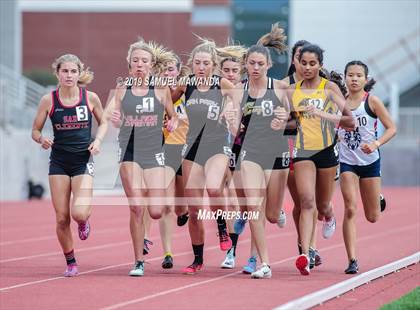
[251,263,272,279]
[277,209,287,228]
[129,261,144,276]
[322,216,336,239]
[220,249,235,269]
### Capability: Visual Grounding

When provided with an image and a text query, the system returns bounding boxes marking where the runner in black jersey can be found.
[236,23,290,279]
[106,39,178,277]
[217,48,247,270]
[31,54,106,277]
[170,38,240,275]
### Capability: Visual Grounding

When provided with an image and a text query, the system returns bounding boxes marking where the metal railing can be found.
[398,107,420,138]
[0,64,47,129]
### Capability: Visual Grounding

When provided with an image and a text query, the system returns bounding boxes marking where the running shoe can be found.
[218,229,232,251]
[143,238,153,255]
[251,263,272,279]
[322,216,336,239]
[220,248,235,269]
[295,254,310,276]
[182,262,203,275]
[380,194,386,212]
[64,263,78,277]
[345,259,359,274]
[277,209,287,228]
[314,249,322,266]
[234,217,247,235]
[177,213,189,226]
[78,221,90,240]
[129,260,144,276]
[162,255,173,269]
[242,256,257,274]
[308,248,316,269]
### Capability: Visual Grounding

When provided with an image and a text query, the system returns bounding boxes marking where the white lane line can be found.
[274,252,420,310]
[99,224,419,310]
[0,231,292,292]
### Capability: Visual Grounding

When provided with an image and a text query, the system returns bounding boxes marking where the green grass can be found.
[380,287,420,310]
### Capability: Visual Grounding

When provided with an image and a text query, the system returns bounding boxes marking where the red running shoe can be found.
[218,230,232,251]
[182,262,203,275]
[295,254,310,276]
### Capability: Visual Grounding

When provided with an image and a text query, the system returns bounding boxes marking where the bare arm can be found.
[88,91,107,155]
[360,95,397,154]
[31,94,54,149]
[158,86,178,132]
[311,82,355,129]
[221,78,242,136]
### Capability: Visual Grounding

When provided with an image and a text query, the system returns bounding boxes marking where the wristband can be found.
[374,140,381,148]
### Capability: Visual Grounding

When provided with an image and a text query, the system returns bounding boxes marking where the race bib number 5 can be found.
[207,105,220,120]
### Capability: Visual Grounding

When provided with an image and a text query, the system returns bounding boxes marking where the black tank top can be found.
[184,75,227,145]
[49,88,92,153]
[118,85,164,152]
[240,77,288,154]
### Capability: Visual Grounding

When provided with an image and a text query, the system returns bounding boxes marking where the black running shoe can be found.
[161,255,173,269]
[177,213,189,227]
[380,194,386,212]
[309,248,316,269]
[298,243,302,255]
[345,259,359,274]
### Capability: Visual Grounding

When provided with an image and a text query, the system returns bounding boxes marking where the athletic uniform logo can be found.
[86,163,95,176]
[281,151,290,167]
[155,152,165,166]
[344,127,362,150]
[223,146,236,168]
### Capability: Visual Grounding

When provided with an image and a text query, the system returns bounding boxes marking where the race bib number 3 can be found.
[76,106,89,121]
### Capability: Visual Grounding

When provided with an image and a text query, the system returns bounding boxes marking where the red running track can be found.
[0,187,419,310]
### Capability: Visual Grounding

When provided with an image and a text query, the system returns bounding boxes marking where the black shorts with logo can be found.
[49,148,94,177]
[293,143,339,169]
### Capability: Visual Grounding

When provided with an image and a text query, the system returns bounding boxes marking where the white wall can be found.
[290,0,420,99]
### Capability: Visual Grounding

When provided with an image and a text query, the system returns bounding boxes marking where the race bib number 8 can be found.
[76,106,89,121]
[207,105,220,120]
[261,100,273,116]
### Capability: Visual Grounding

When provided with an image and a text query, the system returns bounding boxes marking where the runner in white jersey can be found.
[338,60,396,274]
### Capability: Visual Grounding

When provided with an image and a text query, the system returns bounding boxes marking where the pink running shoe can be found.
[218,230,232,251]
[78,221,90,240]
[64,263,78,277]
[182,262,203,275]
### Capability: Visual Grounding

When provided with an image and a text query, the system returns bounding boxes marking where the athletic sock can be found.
[216,215,227,234]
[192,244,204,265]
[64,249,76,265]
[229,233,239,256]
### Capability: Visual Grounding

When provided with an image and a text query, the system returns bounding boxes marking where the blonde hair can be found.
[126,38,177,75]
[52,54,94,85]
[188,35,218,66]
[218,42,247,74]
